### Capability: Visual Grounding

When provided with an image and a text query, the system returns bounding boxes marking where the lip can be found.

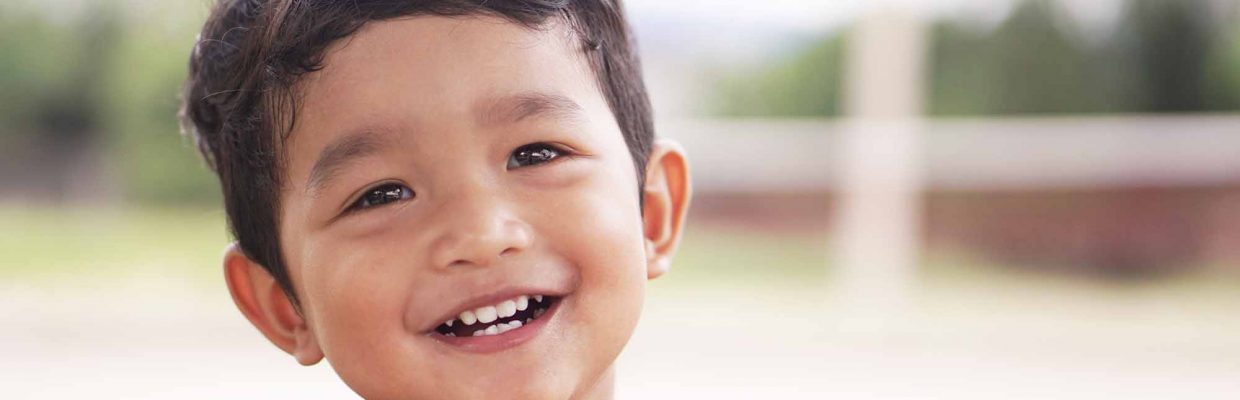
[428,295,563,353]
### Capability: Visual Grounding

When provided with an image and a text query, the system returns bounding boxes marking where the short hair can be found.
[179,0,653,306]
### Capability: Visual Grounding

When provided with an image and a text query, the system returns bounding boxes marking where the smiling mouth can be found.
[434,295,559,337]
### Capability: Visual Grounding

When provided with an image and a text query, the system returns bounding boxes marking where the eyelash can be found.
[508,142,569,170]
[348,182,414,212]
[344,142,571,214]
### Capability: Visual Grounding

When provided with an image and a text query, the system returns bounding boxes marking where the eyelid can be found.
[340,180,409,215]
[508,142,577,170]
[545,141,585,156]
[533,141,587,160]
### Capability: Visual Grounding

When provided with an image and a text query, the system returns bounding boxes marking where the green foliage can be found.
[0,4,112,139]
[931,0,1107,115]
[0,1,218,205]
[1204,13,1240,110]
[711,35,846,117]
[926,21,994,115]
[98,6,220,205]
[711,0,1240,117]
[1118,0,1227,112]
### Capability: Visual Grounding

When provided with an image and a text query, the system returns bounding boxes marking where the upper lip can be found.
[421,285,568,333]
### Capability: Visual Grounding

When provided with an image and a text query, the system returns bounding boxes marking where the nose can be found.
[426,187,533,270]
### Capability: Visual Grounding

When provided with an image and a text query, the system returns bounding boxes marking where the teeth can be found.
[495,320,524,334]
[497,300,517,318]
[451,294,550,336]
[445,332,455,337]
[456,297,547,338]
[459,310,477,325]
[475,306,498,324]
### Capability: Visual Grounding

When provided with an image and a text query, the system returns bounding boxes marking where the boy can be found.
[179,0,691,398]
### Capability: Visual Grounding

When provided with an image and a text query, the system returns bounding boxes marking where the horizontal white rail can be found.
[661,114,1240,192]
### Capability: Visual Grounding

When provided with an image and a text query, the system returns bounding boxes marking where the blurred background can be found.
[2,0,1239,398]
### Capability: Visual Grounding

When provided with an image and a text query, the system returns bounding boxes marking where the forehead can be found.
[285,15,598,159]
[278,14,605,200]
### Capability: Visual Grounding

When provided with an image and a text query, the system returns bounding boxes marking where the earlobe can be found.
[641,139,692,280]
[222,243,323,365]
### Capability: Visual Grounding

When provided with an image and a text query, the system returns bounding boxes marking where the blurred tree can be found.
[925,20,994,115]
[928,0,1159,115]
[1203,4,1240,110]
[0,3,120,202]
[711,0,1240,118]
[976,0,1101,114]
[0,5,111,143]
[1116,0,1221,112]
[0,1,218,205]
[710,34,846,117]
[99,3,219,205]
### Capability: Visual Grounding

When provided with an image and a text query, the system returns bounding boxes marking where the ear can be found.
[223,243,324,366]
[641,139,692,280]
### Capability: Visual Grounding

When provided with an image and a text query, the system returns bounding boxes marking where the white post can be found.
[832,5,926,327]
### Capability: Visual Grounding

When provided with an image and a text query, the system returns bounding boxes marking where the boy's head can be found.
[180,0,690,398]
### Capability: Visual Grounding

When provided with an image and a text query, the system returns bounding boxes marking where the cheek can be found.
[548,153,646,276]
[541,157,649,365]
[307,243,462,398]
[297,234,419,379]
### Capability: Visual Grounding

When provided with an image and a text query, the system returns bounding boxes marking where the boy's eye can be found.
[507,143,564,170]
[350,183,413,211]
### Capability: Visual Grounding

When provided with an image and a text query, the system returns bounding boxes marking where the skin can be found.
[220,15,691,400]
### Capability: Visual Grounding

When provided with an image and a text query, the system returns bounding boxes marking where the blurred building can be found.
[675,114,1240,277]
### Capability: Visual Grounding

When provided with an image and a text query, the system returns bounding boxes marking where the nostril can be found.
[444,247,517,269]
[429,217,532,269]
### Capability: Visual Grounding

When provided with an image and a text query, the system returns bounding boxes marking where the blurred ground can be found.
[2,207,1238,399]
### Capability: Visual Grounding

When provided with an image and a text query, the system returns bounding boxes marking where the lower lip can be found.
[429,298,563,353]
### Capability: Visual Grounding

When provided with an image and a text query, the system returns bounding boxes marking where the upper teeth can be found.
[476,305,498,324]
[456,294,543,327]
[459,310,477,325]
[435,294,553,337]
[498,300,518,318]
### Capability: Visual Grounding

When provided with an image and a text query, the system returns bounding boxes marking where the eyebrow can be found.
[478,92,586,126]
[305,129,392,197]
[303,92,583,196]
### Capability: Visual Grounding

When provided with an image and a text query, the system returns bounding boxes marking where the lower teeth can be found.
[471,318,532,337]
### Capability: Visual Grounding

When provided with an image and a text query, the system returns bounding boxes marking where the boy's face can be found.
[222,16,688,399]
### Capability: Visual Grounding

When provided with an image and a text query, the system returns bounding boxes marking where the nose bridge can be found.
[426,175,531,269]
